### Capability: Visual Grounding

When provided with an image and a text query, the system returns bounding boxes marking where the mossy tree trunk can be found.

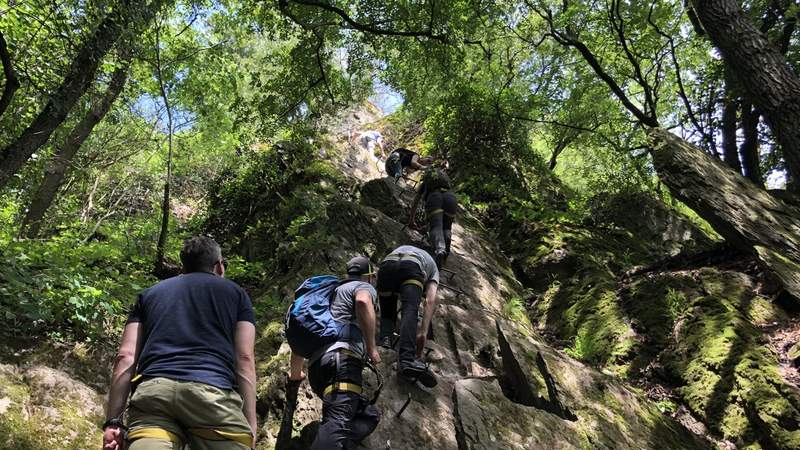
[648,128,800,301]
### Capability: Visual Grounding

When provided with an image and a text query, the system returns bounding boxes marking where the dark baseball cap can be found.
[346,256,374,276]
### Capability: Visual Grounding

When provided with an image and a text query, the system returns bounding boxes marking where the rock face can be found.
[0,363,104,450]
[259,172,709,449]
[649,127,800,302]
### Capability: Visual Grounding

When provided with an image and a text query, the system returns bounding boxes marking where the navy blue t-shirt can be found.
[127,272,255,389]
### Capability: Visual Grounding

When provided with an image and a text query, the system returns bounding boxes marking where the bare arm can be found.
[416,282,438,356]
[355,289,380,362]
[288,352,305,381]
[106,322,142,420]
[409,154,427,171]
[235,321,258,439]
[103,322,141,450]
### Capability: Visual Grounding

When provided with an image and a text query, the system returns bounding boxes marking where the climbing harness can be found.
[321,348,384,404]
[127,427,253,447]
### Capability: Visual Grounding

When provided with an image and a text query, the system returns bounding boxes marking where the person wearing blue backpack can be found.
[286,256,381,450]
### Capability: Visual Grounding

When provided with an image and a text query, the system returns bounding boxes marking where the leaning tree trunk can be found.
[648,128,800,301]
[20,58,131,238]
[692,0,800,192]
[0,0,158,189]
[0,30,20,120]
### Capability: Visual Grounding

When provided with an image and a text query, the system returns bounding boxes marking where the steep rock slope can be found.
[256,166,710,449]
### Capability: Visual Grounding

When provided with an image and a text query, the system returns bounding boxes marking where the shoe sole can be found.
[399,366,438,388]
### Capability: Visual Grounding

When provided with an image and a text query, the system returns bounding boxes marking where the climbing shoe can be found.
[399,359,437,388]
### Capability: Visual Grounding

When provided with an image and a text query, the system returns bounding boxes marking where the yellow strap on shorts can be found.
[129,426,252,447]
[402,278,424,289]
[128,427,183,445]
[188,428,253,447]
[323,382,363,396]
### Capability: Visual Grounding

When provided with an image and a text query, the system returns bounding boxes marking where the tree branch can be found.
[647,2,710,148]
[280,0,449,42]
[607,0,658,118]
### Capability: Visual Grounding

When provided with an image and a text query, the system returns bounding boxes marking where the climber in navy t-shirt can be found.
[127,270,255,389]
[103,236,257,450]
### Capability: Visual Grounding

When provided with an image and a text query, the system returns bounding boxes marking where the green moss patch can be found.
[521,213,800,448]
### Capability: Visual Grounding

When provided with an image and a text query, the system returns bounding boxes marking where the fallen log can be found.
[648,128,800,301]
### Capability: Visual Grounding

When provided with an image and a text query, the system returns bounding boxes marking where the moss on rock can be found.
[0,364,103,450]
[524,224,800,449]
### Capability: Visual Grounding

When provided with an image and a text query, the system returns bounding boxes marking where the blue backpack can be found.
[285,275,359,358]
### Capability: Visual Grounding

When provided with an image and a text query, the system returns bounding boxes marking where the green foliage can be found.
[502,297,530,327]
[0,222,156,342]
[205,126,345,273]
[665,288,687,321]
[564,330,598,362]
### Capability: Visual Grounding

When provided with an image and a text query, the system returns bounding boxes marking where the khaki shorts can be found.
[126,377,253,450]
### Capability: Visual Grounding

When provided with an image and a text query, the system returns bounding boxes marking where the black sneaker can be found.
[434,251,446,269]
[399,359,437,388]
[379,335,393,349]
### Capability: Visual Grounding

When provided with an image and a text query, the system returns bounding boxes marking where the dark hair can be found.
[180,236,222,273]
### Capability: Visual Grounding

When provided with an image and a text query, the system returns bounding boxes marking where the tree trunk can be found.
[721,94,742,172]
[648,128,800,301]
[692,0,800,192]
[739,101,762,186]
[0,0,156,189]
[20,59,131,237]
[548,140,568,170]
[0,31,20,120]
[153,21,174,277]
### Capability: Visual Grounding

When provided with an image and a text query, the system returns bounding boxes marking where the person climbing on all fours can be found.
[103,236,257,450]
[356,129,385,156]
[384,146,433,181]
[409,164,457,269]
[376,245,439,388]
[286,256,382,450]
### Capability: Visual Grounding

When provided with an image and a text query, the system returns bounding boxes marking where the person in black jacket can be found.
[409,166,457,268]
[384,147,433,180]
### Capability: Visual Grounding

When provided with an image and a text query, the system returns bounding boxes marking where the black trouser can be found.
[426,190,457,255]
[309,351,380,450]
[377,259,425,365]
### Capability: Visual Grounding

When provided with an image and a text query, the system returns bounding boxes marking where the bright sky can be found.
[368,78,404,116]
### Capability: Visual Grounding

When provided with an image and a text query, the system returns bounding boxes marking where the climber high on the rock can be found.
[103,236,257,450]
[287,256,382,450]
[385,147,433,181]
[409,164,457,268]
[355,129,385,156]
[377,245,439,388]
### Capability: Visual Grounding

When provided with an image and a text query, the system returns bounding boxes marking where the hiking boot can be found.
[399,359,437,388]
[379,335,393,349]
[434,251,446,269]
